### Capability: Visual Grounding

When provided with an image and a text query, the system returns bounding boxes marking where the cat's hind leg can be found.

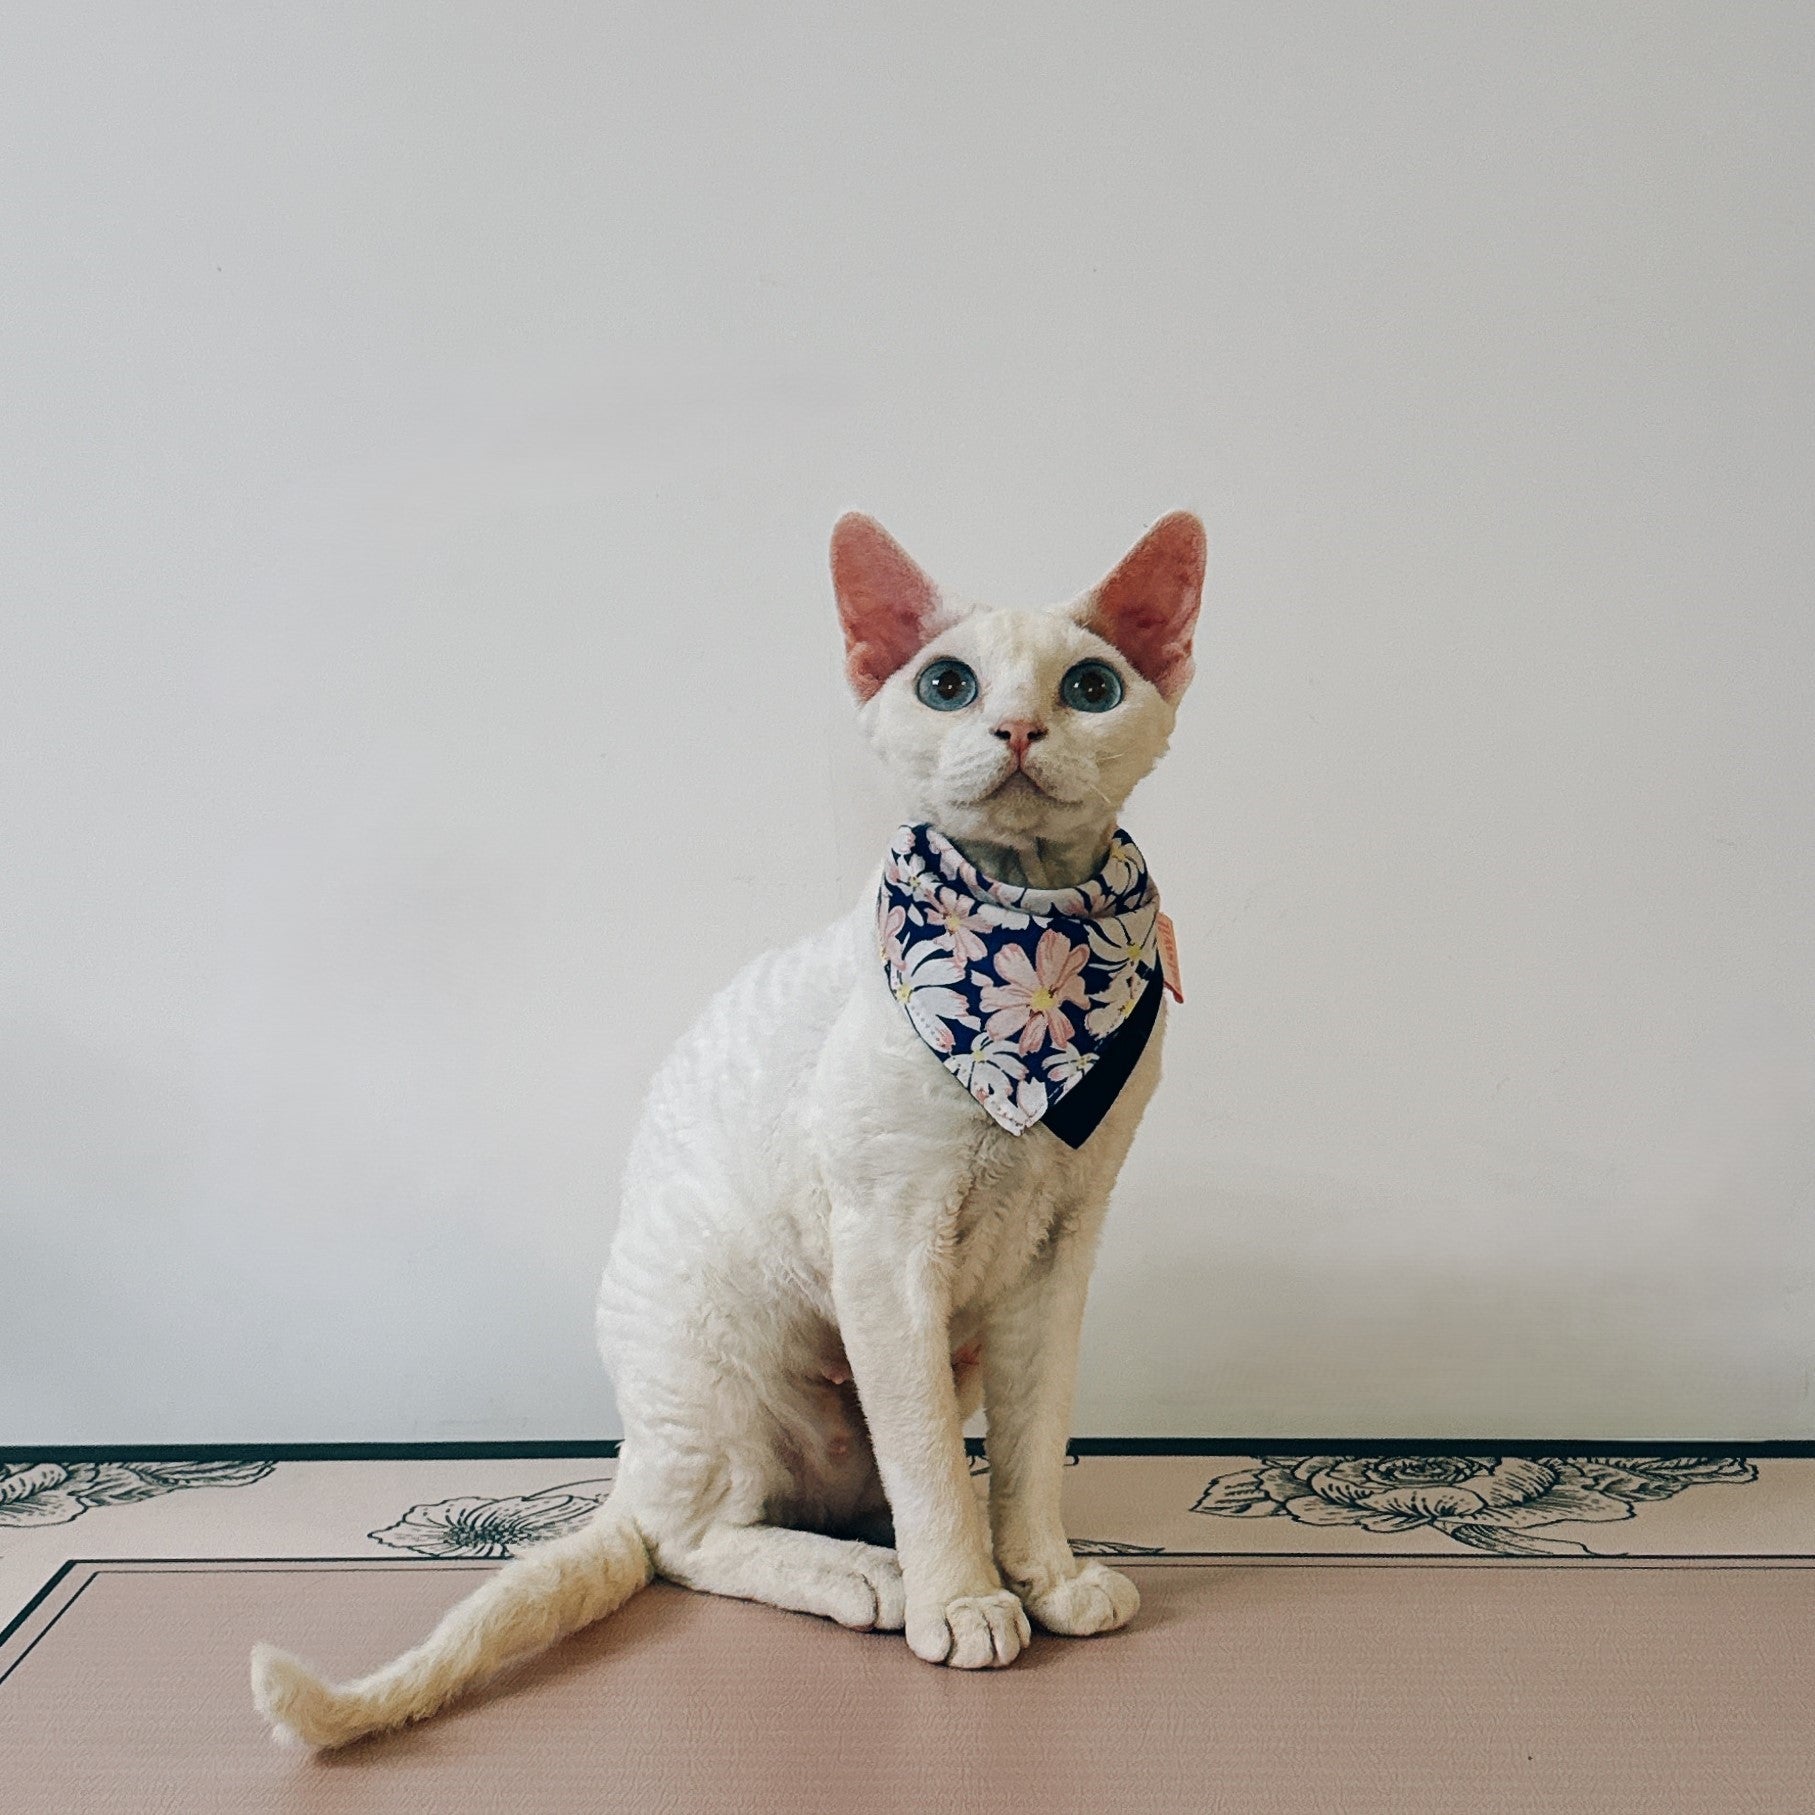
[653,1523,906,1631]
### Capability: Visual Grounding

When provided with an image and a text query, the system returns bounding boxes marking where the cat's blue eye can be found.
[915,659,979,711]
[1060,660,1124,713]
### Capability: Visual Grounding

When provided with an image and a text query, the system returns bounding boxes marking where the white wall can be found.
[3,4,1811,1444]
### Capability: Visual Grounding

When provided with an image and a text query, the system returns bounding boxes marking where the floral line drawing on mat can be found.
[1191,1455,1758,1556]
[0,1460,275,1534]
[371,1461,1162,1562]
[371,1476,617,1559]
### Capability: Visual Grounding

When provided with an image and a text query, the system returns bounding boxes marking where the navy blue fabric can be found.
[1040,942,1163,1148]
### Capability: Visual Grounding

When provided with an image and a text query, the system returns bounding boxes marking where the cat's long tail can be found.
[249,1499,653,1749]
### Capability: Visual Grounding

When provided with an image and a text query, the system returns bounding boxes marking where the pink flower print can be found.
[980,930,1091,1055]
[925,887,995,964]
[878,902,910,970]
[894,939,980,1053]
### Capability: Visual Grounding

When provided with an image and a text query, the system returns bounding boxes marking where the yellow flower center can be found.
[1029,987,1056,1013]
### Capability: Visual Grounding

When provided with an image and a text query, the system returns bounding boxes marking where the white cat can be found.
[251,509,1205,1747]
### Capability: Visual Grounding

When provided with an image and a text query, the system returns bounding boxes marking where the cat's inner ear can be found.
[1080,511,1206,703]
[830,513,946,702]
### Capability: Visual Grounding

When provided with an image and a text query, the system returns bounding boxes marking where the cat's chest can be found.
[942,1123,1076,1304]
[815,948,1154,1306]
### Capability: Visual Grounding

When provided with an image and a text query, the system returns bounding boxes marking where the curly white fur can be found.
[251,510,1204,1746]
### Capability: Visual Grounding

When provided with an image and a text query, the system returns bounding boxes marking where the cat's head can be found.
[831,511,1204,856]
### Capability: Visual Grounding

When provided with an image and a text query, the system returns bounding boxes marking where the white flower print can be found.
[1086,910,1159,971]
[1084,967,1147,1038]
[893,939,980,1052]
[1098,839,1141,899]
[1014,1077,1050,1124]
[1043,1046,1099,1088]
[934,837,968,884]
[883,835,933,898]
[947,1031,1028,1104]
[973,900,1032,933]
[925,827,1049,915]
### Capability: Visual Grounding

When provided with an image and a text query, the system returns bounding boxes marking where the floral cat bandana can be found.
[877,823,1173,1145]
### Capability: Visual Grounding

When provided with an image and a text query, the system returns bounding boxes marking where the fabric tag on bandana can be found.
[878,822,1167,1140]
[1156,910,1184,1004]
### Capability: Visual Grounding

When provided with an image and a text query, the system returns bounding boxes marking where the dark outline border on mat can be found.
[9,1548,1815,1684]
[10,1549,1815,1699]
[0,1558,78,1656]
[0,1557,500,1689]
[5,1438,1814,1463]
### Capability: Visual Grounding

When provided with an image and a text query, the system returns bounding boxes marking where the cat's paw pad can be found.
[823,1549,907,1631]
[1021,1562,1140,1636]
[907,1590,1030,1668]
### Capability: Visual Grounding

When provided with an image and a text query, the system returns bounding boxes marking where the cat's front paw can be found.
[1018,1561,1140,1637]
[906,1590,1030,1668]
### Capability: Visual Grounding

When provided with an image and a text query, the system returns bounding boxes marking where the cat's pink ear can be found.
[831,513,945,702]
[1082,512,1206,703]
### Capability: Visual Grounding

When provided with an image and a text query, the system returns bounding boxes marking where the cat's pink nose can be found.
[993,718,1047,762]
